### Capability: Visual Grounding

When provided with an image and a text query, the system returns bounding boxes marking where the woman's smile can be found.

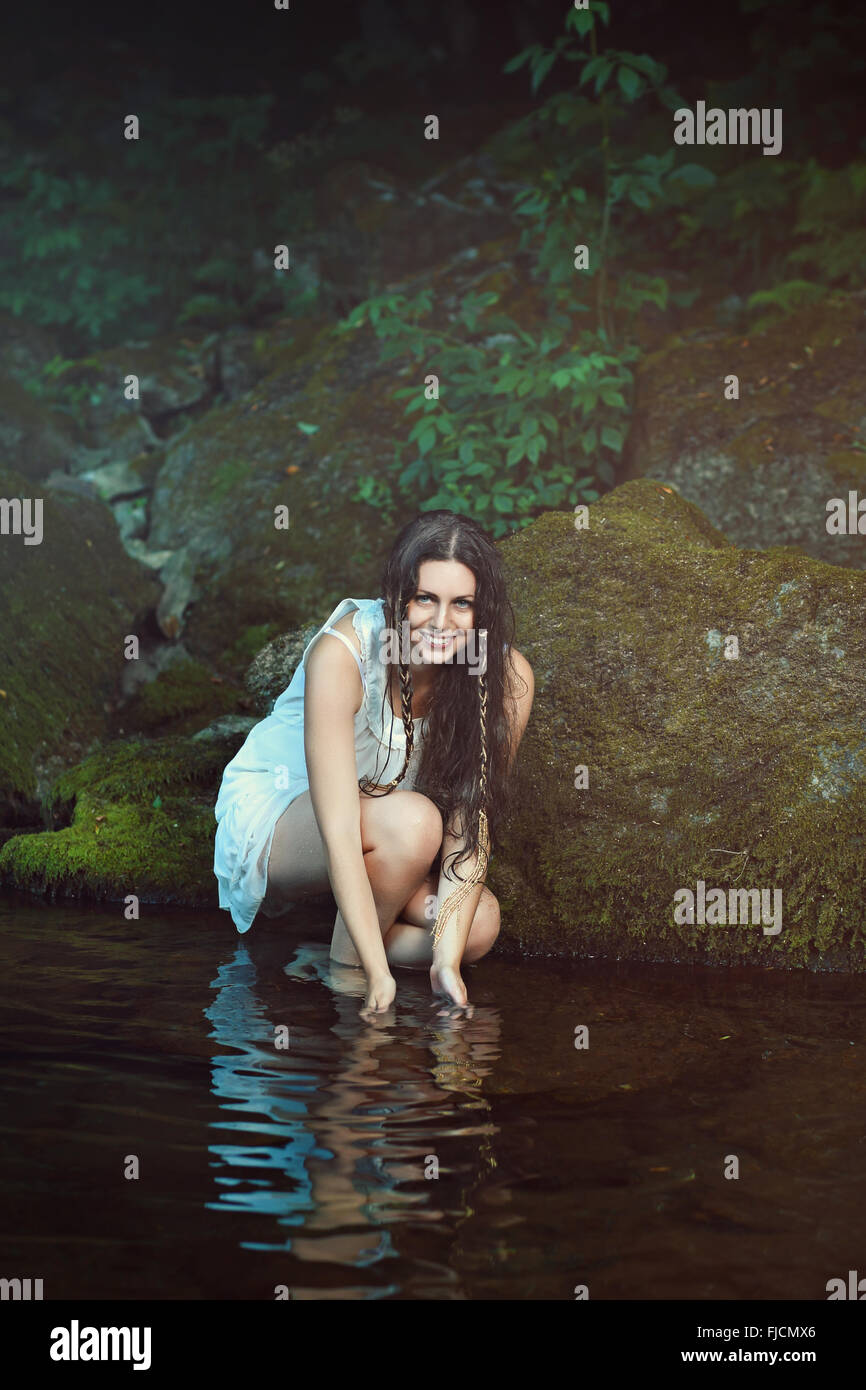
[414,627,466,659]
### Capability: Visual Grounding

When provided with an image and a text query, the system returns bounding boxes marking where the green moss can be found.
[121,659,243,735]
[210,457,253,503]
[220,622,283,671]
[628,295,866,483]
[0,734,232,904]
[826,450,866,488]
[0,462,160,807]
[493,482,866,970]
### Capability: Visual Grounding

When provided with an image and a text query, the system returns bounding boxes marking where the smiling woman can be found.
[213,509,534,1020]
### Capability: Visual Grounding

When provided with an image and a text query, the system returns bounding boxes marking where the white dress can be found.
[213,596,428,934]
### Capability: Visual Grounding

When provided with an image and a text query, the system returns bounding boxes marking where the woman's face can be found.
[404,559,477,665]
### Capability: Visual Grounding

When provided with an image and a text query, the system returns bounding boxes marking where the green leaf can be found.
[503,44,539,74]
[531,51,558,94]
[617,65,642,101]
[418,427,436,455]
[296,421,319,434]
[579,55,612,90]
[398,459,427,488]
[597,458,615,486]
[669,163,717,189]
[493,494,515,513]
[620,52,666,82]
[581,426,598,452]
[567,9,595,38]
[601,425,625,452]
[494,368,522,393]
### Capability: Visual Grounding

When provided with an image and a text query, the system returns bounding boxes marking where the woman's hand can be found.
[430,961,474,1019]
[360,971,396,1018]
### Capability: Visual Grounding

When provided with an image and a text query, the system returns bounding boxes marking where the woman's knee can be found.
[363,790,443,866]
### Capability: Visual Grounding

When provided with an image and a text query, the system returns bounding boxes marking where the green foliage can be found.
[0,93,315,347]
[337,3,866,539]
[746,278,827,332]
[784,160,866,285]
[19,352,103,429]
[341,1,685,537]
[341,285,632,538]
[0,163,161,339]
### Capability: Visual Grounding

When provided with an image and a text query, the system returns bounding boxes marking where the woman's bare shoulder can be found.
[329,610,362,653]
[506,646,534,690]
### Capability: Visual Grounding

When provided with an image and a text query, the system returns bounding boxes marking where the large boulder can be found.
[491,478,866,970]
[0,371,80,482]
[0,731,239,906]
[0,462,160,827]
[0,637,305,905]
[144,317,411,658]
[624,293,866,569]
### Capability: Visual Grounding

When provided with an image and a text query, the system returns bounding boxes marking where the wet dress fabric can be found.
[213,596,428,934]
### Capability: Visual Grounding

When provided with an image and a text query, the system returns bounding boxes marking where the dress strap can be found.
[321,627,367,692]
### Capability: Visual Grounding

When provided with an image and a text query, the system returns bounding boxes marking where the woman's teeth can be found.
[419,631,454,649]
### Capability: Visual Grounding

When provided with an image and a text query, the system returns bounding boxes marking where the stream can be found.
[1,892,863,1300]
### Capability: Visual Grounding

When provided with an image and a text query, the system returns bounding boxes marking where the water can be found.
[1,892,863,1301]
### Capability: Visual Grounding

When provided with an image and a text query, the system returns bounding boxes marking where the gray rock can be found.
[492,479,866,970]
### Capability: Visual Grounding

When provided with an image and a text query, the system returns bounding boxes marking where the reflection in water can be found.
[2,897,864,1299]
[203,942,503,1291]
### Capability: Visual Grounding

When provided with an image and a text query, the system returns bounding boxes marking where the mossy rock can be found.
[491,478,866,970]
[0,731,242,906]
[0,462,161,823]
[120,657,245,736]
[145,316,415,660]
[64,331,216,450]
[0,371,79,481]
[624,292,866,569]
[242,622,322,715]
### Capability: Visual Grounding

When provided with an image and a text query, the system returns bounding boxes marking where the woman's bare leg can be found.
[262,788,445,964]
[329,790,444,965]
[383,874,501,969]
[261,790,331,909]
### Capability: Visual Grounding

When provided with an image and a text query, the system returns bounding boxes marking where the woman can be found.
[213,510,534,1018]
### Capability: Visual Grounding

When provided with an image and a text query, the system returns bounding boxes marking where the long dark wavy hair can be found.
[358,510,525,884]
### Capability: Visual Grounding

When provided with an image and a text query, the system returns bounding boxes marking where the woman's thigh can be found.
[263,786,443,914]
[262,790,331,909]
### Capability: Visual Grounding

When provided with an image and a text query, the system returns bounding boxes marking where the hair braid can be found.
[358,650,415,795]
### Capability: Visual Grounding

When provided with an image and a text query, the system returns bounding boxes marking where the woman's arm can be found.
[431,649,535,986]
[304,632,394,1011]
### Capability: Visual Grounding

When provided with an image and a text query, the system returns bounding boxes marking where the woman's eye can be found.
[413,595,473,608]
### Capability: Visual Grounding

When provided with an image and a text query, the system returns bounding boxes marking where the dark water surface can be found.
[1,893,863,1301]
